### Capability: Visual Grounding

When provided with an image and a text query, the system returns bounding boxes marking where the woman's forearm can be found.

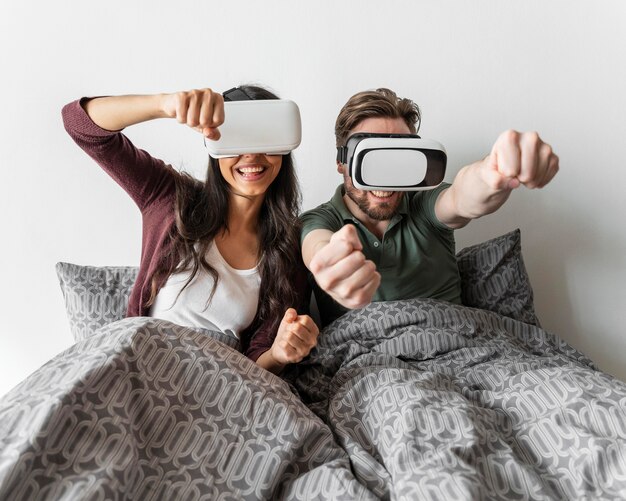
[255,350,286,375]
[83,94,170,132]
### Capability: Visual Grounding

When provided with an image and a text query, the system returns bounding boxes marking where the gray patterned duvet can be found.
[2,299,626,500]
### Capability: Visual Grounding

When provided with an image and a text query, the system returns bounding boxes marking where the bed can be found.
[1,230,625,500]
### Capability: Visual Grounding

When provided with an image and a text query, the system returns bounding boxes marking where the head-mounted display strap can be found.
[336,146,348,164]
[222,87,252,102]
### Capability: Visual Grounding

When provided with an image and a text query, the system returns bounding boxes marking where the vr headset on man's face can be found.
[337,133,447,191]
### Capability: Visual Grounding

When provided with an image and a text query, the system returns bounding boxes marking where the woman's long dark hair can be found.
[147,85,303,332]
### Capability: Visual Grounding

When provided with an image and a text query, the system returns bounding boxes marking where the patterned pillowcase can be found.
[55,262,139,342]
[456,229,539,326]
[55,229,536,342]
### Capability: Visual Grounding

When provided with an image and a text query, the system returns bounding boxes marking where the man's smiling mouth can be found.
[370,191,394,198]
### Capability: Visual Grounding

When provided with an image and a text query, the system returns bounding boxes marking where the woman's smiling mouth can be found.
[236,165,268,180]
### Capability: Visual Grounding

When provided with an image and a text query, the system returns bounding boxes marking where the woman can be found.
[62,86,318,374]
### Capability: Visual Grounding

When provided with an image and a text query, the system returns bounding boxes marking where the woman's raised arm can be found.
[84,89,225,138]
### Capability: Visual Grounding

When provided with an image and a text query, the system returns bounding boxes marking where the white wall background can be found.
[1,0,624,397]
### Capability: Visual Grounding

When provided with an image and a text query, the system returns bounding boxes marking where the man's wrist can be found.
[304,238,331,271]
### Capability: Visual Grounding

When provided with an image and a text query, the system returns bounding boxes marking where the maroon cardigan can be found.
[62,98,309,361]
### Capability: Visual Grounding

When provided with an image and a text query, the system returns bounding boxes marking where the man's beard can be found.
[344,179,402,221]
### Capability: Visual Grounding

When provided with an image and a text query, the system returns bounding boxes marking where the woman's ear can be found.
[337,161,345,174]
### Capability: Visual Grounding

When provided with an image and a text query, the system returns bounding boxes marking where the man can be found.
[301,88,559,326]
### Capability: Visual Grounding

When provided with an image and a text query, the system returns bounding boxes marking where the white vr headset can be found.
[204,87,302,158]
[337,133,447,191]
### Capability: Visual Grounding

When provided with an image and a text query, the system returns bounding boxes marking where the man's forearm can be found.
[435,161,512,229]
[435,130,559,228]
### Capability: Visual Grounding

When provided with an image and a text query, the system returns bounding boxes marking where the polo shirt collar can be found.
[330,185,409,224]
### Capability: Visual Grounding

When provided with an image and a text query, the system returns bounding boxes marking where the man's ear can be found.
[337,161,345,174]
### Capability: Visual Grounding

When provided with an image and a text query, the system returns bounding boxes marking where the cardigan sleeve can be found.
[62,98,177,213]
[242,259,312,363]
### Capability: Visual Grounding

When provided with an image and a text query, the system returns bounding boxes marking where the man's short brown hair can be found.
[334,88,421,147]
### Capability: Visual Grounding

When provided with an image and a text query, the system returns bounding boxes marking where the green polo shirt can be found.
[300,184,462,326]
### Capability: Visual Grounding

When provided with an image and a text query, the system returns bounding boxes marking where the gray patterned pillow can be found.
[55,230,536,342]
[56,262,139,342]
[456,229,539,326]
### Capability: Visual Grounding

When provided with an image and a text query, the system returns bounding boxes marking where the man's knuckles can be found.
[341,281,378,308]
[316,270,340,291]
[311,239,355,273]
[334,223,358,238]
[498,129,521,147]
[332,224,361,247]
[521,131,541,150]
[343,294,372,309]
[331,239,355,258]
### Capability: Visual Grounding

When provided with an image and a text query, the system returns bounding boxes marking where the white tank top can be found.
[149,242,261,338]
